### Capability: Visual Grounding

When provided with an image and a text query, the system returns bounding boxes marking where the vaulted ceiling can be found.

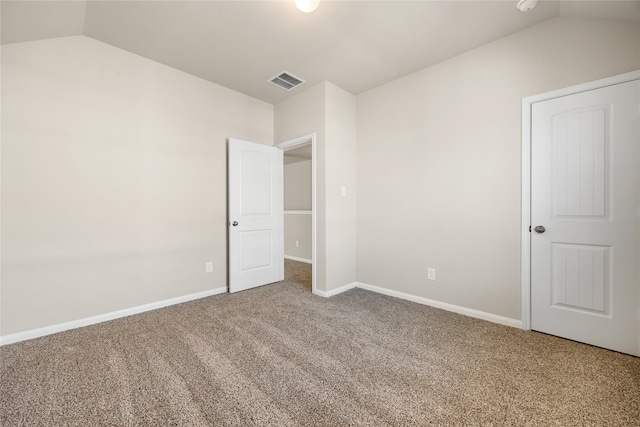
[2,1,639,104]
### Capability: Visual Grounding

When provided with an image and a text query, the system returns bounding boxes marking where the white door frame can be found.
[275,133,317,295]
[521,70,640,330]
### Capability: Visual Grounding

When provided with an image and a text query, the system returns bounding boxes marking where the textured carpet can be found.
[284,259,312,292]
[1,261,639,426]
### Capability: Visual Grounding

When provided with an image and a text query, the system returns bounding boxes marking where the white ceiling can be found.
[2,1,639,104]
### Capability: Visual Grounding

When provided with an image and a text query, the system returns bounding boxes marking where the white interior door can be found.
[531,79,640,356]
[228,138,284,293]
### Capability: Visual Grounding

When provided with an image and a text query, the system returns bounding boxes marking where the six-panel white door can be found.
[228,138,284,293]
[531,79,640,356]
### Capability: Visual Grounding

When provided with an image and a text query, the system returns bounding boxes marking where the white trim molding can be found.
[520,70,640,332]
[356,282,521,328]
[0,287,227,346]
[284,255,312,264]
[314,280,521,328]
[313,282,357,298]
[284,210,312,215]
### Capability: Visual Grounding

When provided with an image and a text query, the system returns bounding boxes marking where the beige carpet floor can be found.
[284,259,312,292]
[1,260,639,426]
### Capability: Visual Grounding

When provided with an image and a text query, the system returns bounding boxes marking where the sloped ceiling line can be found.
[2,1,638,104]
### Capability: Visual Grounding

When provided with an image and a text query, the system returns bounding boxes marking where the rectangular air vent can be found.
[269,71,305,91]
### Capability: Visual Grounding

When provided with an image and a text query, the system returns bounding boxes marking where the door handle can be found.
[232,221,238,226]
[534,225,545,233]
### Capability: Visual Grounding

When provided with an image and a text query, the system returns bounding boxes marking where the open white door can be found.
[228,138,284,293]
[530,79,639,356]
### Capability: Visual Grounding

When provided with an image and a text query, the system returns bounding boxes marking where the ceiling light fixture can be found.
[517,0,538,12]
[295,0,320,13]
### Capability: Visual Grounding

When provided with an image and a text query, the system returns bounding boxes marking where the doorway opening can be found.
[276,133,317,294]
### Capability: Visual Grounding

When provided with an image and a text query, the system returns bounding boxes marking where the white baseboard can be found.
[313,282,357,298]
[284,255,312,264]
[1,281,522,345]
[0,287,228,346]
[355,282,522,329]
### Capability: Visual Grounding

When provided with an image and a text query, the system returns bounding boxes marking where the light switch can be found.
[341,186,347,196]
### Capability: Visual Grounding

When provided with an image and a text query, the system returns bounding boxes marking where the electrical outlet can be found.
[428,268,436,281]
[206,261,213,273]
[296,240,300,247]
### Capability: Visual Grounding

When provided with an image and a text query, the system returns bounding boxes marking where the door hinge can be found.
[529,225,531,232]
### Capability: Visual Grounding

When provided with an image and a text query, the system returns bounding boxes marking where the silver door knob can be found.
[534,225,545,233]
[232,221,238,226]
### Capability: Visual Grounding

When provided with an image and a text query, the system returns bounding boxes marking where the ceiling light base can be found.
[295,0,320,13]
[517,0,538,12]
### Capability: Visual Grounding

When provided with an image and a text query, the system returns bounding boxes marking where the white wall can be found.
[284,215,312,262]
[356,16,640,321]
[284,160,312,210]
[275,81,357,292]
[275,82,327,289]
[4,15,636,337]
[325,83,357,290]
[284,160,312,261]
[1,36,273,336]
